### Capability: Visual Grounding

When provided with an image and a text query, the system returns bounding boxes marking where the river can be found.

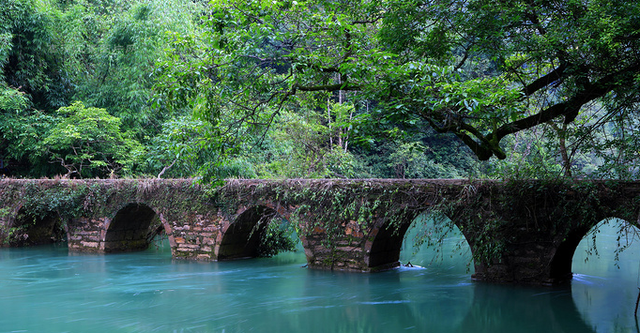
[0,220,638,333]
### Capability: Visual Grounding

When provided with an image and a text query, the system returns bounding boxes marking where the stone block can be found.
[176,247,195,252]
[80,241,99,248]
[179,244,201,249]
[335,246,361,252]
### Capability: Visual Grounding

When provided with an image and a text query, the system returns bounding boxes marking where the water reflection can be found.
[0,221,637,332]
[453,283,596,333]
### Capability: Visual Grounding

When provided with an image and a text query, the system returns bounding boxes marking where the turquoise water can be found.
[0,220,638,333]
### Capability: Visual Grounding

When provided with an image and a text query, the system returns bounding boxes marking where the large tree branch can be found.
[425,113,506,160]
[469,62,640,159]
[522,62,567,96]
[454,132,495,161]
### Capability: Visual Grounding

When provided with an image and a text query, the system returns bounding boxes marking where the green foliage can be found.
[153,0,640,175]
[144,116,213,178]
[0,0,209,177]
[372,0,640,161]
[0,0,72,110]
[485,101,640,180]
[153,0,387,179]
[42,101,144,177]
[388,142,453,179]
[0,85,58,176]
[3,0,638,181]
[142,115,261,180]
[0,85,29,112]
[487,132,566,180]
[62,0,204,140]
[257,219,298,257]
[246,109,360,179]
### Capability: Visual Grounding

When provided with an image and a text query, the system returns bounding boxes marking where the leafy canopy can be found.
[156,0,640,163]
[43,101,143,177]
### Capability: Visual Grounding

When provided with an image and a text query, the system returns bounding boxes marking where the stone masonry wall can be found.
[5,178,640,285]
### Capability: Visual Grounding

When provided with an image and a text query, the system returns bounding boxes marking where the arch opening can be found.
[8,209,67,246]
[104,203,161,253]
[367,211,473,271]
[218,206,297,260]
[551,217,640,282]
[568,218,640,333]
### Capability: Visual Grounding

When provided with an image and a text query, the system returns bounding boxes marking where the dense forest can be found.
[1,0,639,181]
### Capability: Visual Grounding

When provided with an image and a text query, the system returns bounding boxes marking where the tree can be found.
[0,0,208,177]
[0,84,60,177]
[42,101,144,178]
[0,0,72,111]
[378,0,640,161]
[68,0,205,140]
[143,116,234,179]
[155,0,640,170]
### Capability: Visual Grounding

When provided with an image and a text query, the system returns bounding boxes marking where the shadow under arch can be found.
[103,202,163,253]
[218,205,290,260]
[8,207,66,246]
[365,210,474,272]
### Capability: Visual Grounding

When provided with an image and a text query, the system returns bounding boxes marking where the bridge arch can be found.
[549,216,640,283]
[217,205,289,260]
[7,207,66,246]
[364,210,473,271]
[569,217,640,332]
[103,202,164,253]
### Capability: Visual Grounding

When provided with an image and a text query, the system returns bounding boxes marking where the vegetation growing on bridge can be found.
[219,179,470,266]
[2,178,640,284]
[217,178,640,276]
[0,179,299,258]
[5,176,638,272]
[0,179,202,246]
[441,179,640,281]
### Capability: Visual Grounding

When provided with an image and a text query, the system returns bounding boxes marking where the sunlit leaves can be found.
[42,101,144,177]
[144,116,222,179]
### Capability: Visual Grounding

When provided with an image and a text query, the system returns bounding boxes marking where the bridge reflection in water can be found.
[401,215,640,333]
[0,221,637,332]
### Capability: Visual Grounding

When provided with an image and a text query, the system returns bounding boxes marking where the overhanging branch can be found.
[522,63,567,97]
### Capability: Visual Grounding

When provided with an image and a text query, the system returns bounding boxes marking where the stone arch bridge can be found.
[1,178,639,285]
